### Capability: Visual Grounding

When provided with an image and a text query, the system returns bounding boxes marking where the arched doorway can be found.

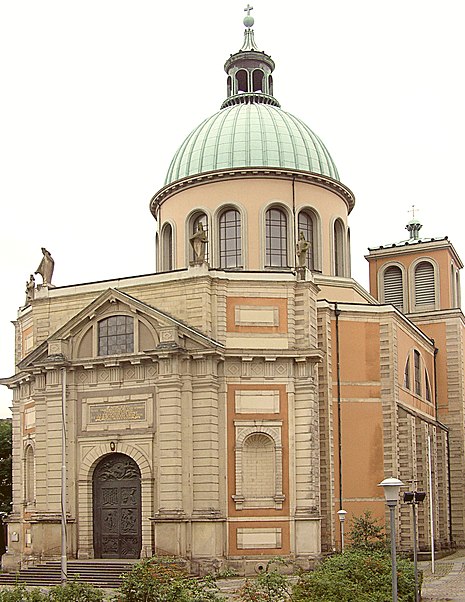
[93,453,142,559]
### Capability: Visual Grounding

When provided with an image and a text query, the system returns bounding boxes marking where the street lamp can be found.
[337,509,347,552]
[404,490,426,602]
[379,477,404,602]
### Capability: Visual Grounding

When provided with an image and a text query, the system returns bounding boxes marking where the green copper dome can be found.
[165,102,339,185]
[164,13,340,186]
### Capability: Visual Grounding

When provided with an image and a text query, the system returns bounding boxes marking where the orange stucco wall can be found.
[331,317,385,541]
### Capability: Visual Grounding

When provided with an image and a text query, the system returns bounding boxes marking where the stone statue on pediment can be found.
[190,223,208,263]
[25,274,35,305]
[35,247,55,286]
[296,231,310,268]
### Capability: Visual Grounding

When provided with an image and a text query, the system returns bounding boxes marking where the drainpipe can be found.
[446,432,453,546]
[61,367,67,583]
[334,303,343,510]
[432,342,439,417]
[292,176,297,268]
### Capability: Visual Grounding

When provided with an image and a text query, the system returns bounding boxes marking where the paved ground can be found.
[419,550,465,601]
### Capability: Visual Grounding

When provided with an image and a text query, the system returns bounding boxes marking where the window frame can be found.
[333,218,346,277]
[409,257,439,312]
[187,210,210,265]
[297,209,318,271]
[160,222,174,272]
[232,422,285,510]
[264,206,290,269]
[98,315,135,357]
[219,207,242,269]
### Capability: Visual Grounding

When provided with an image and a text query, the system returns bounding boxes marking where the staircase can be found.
[0,559,137,589]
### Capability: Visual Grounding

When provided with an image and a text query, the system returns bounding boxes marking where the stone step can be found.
[0,560,137,589]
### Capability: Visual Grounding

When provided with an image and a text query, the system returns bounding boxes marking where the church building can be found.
[1,11,464,574]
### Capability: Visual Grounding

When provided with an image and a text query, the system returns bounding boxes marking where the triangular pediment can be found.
[18,288,223,370]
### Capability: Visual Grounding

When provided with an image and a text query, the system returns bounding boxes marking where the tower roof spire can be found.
[406,205,422,240]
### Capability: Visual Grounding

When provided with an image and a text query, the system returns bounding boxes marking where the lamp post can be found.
[404,490,427,602]
[337,509,347,552]
[379,477,404,602]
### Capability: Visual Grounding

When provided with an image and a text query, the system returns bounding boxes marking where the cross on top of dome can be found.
[243,4,254,28]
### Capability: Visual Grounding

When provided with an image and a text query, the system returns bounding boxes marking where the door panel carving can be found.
[93,453,141,558]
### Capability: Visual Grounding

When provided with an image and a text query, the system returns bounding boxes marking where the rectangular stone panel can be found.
[235,390,280,413]
[89,402,146,424]
[235,306,279,327]
[236,527,282,549]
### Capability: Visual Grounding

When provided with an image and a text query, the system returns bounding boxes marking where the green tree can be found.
[0,419,12,515]
[348,510,387,551]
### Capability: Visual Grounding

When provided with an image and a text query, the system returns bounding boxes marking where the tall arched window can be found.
[404,357,411,389]
[219,209,242,268]
[265,208,288,268]
[425,369,432,402]
[383,265,404,311]
[456,271,461,308]
[414,261,435,308]
[298,210,315,270]
[242,434,275,504]
[334,219,345,276]
[414,350,421,396]
[25,445,35,504]
[161,223,173,272]
[191,213,209,263]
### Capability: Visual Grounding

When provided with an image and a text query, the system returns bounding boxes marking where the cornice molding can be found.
[150,167,355,217]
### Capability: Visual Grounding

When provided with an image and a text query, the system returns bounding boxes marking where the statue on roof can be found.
[25,274,35,306]
[296,231,310,268]
[35,247,55,287]
[190,223,208,263]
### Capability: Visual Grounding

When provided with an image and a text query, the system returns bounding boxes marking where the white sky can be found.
[1,1,464,417]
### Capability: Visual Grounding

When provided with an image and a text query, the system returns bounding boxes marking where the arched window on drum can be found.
[265,208,288,268]
[333,219,345,276]
[297,210,316,271]
[161,223,173,272]
[219,208,242,269]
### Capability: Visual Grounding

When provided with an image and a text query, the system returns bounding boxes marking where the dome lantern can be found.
[221,6,280,109]
[161,8,344,188]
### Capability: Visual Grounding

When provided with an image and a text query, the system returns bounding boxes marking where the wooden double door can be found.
[93,453,142,559]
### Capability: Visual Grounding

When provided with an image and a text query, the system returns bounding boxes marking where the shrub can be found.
[292,548,415,602]
[48,579,106,601]
[236,559,291,602]
[114,556,225,602]
[0,583,47,601]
